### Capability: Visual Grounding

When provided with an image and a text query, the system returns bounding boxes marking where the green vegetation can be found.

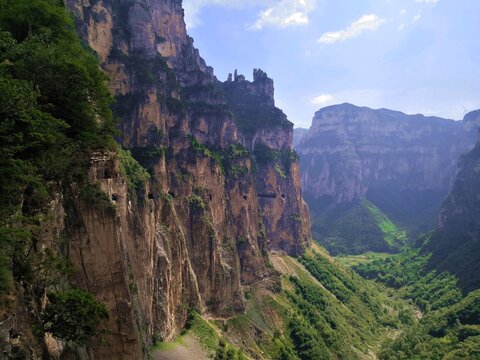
[287,314,331,360]
[188,135,224,171]
[221,143,250,179]
[79,183,117,215]
[309,198,407,255]
[214,339,248,360]
[335,252,391,268]
[0,0,112,346]
[366,187,446,239]
[355,248,462,311]
[364,201,408,246]
[118,147,150,196]
[275,164,287,179]
[351,245,480,359]
[253,144,298,167]
[188,194,205,209]
[154,310,247,359]
[41,288,109,346]
[253,143,298,180]
[379,290,480,360]
[220,248,413,360]
[130,145,166,172]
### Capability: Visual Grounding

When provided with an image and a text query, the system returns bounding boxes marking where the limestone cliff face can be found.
[296,104,479,255]
[426,110,480,292]
[62,0,310,358]
[297,103,479,203]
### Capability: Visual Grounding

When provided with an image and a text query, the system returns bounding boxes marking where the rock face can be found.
[296,103,479,253]
[427,110,480,292]
[297,103,478,203]
[62,0,310,358]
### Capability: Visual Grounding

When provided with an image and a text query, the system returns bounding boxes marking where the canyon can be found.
[2,1,480,359]
[296,103,480,254]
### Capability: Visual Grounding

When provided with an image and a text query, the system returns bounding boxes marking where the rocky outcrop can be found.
[61,0,310,358]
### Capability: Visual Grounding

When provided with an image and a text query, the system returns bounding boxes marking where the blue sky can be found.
[183,0,480,128]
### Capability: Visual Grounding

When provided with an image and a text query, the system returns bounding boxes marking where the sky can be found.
[183,0,480,128]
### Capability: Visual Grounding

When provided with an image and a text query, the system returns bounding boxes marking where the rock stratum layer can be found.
[60,0,311,358]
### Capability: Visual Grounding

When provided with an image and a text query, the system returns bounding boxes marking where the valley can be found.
[153,243,417,360]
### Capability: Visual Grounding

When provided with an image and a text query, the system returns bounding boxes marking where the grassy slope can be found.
[365,187,446,240]
[154,243,415,359]
[364,201,408,247]
[310,198,408,255]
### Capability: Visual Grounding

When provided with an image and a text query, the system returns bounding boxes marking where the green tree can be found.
[41,288,109,345]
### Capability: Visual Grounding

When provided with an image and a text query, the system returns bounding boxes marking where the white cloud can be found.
[412,13,422,23]
[182,0,316,30]
[250,0,316,30]
[415,0,439,4]
[400,9,407,15]
[317,14,386,44]
[311,94,334,105]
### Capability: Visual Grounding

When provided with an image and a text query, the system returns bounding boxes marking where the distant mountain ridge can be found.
[293,127,308,147]
[295,103,480,254]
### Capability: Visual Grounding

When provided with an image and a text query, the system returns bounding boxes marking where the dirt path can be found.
[154,334,210,360]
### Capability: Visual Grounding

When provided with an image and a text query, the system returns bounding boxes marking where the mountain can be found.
[63,0,311,357]
[296,103,479,254]
[426,110,480,291]
[1,0,310,357]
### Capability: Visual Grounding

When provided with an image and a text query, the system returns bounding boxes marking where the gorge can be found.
[1,1,480,360]
[296,104,480,255]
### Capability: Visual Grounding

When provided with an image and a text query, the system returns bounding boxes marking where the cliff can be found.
[297,103,478,203]
[426,110,480,292]
[296,103,479,254]
[60,0,310,358]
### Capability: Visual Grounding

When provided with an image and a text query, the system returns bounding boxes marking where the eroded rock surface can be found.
[59,1,311,358]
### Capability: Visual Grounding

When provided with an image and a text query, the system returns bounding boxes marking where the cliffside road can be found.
[154,334,209,360]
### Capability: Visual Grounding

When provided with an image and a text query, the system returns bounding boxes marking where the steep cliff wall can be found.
[62,0,310,358]
[297,103,478,203]
[426,110,480,292]
[296,103,479,254]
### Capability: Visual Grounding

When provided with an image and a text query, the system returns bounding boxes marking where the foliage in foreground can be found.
[0,0,117,287]
[41,288,109,346]
[0,0,113,347]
